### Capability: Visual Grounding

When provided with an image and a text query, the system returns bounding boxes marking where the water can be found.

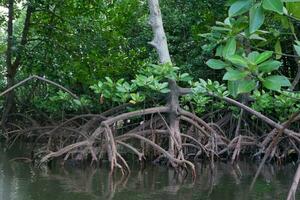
[0,143,299,200]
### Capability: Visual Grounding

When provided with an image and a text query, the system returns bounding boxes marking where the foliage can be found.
[202,0,300,97]
[182,79,227,114]
[251,90,300,121]
[1,1,300,178]
[159,0,228,79]
[207,49,290,95]
[25,87,92,115]
[90,63,193,105]
[0,0,299,121]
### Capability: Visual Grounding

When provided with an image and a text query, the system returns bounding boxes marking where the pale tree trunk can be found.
[148,0,184,164]
[148,0,171,64]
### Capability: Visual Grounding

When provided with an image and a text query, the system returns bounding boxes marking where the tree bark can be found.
[148,0,184,162]
[286,163,300,200]
[1,0,15,128]
[1,2,33,127]
[148,0,171,64]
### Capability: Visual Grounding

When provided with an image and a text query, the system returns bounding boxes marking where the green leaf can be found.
[98,81,104,88]
[0,44,6,53]
[116,85,126,93]
[206,59,229,69]
[223,38,236,58]
[249,3,265,34]
[262,0,284,14]
[216,45,224,57]
[223,69,248,81]
[248,51,260,63]
[160,88,171,93]
[211,26,231,32]
[280,16,290,29]
[258,60,282,72]
[105,77,113,84]
[229,0,252,17]
[286,2,300,19]
[73,99,82,106]
[179,73,193,82]
[255,51,273,64]
[228,81,239,97]
[129,100,136,104]
[294,43,300,56]
[227,55,248,68]
[274,40,282,59]
[249,34,267,41]
[263,75,291,91]
[238,80,256,93]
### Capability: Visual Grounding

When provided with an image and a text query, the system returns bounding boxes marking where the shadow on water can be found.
[0,143,299,200]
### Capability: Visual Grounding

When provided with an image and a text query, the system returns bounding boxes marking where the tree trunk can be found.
[148,0,183,162]
[1,2,33,127]
[148,0,171,64]
[1,0,14,128]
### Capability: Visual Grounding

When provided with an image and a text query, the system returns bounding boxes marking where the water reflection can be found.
[0,144,299,200]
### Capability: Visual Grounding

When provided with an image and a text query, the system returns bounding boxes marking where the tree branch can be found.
[12,4,34,74]
[208,92,299,136]
[0,75,78,99]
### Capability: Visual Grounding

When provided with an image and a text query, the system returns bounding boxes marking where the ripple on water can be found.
[0,148,299,200]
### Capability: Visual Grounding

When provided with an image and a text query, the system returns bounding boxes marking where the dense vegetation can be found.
[0,0,300,199]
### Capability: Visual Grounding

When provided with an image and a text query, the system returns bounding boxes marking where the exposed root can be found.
[33,106,216,178]
[2,89,300,188]
[286,163,300,200]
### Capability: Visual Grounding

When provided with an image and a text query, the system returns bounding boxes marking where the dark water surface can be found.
[0,143,299,200]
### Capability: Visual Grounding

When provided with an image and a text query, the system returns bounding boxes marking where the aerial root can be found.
[36,108,216,178]
[286,163,300,200]
[18,105,300,183]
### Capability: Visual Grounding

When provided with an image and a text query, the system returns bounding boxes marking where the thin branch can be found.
[250,110,300,190]
[0,75,78,99]
[207,93,299,137]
